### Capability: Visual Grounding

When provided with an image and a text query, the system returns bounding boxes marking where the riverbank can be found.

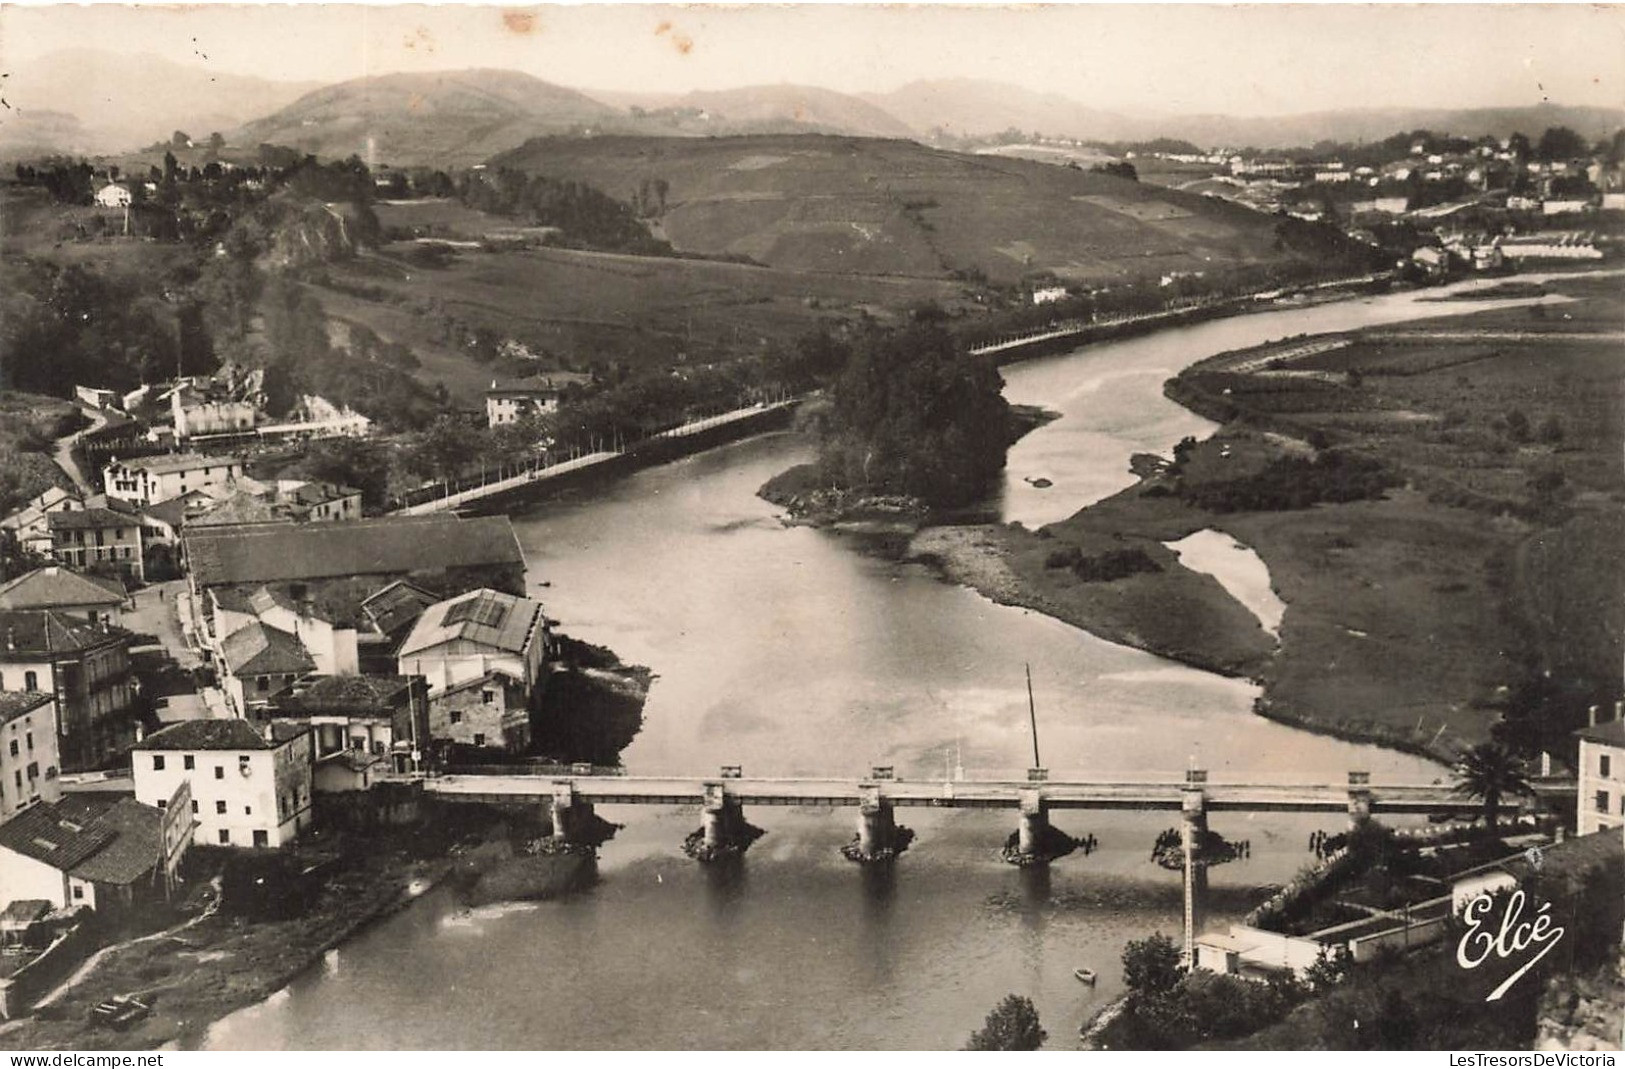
[905,271,1623,762]
[1,806,529,1052]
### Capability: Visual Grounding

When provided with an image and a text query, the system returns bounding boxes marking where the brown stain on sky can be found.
[654,20,694,56]
[402,26,436,54]
[502,10,538,36]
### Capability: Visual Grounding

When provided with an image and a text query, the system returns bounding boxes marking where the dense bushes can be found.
[1182,451,1397,512]
[1045,544,1163,581]
[816,317,1013,508]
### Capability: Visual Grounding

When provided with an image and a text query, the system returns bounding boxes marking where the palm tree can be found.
[1453,742,1531,829]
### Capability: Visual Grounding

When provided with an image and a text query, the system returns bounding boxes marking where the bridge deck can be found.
[421,776,1477,814]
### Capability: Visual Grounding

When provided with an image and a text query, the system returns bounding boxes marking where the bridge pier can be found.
[683,776,764,862]
[843,784,911,863]
[549,783,596,845]
[1018,790,1049,856]
[1347,771,1373,831]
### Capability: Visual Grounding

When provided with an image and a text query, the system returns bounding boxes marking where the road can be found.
[49,406,108,494]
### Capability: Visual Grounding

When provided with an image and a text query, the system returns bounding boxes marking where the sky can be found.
[2,3,1623,116]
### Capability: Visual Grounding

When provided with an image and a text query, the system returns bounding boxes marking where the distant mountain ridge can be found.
[6,52,1620,164]
[0,49,321,156]
[868,78,1623,147]
[234,68,623,167]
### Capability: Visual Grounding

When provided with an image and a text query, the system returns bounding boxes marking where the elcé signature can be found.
[1456,889,1566,1001]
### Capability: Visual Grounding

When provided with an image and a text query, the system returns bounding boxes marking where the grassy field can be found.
[489,134,1329,285]
[928,273,1622,760]
[313,240,974,404]
[0,392,79,515]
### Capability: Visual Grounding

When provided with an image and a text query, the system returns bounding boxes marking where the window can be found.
[152,755,166,771]
[72,885,84,901]
[25,763,37,780]
[23,671,37,691]
[218,829,230,844]
[351,736,366,751]
[1597,791,1611,813]
[183,755,195,770]
[253,830,269,847]
[1603,754,1613,779]
[244,805,252,815]
[156,798,166,809]
[449,711,462,725]
[191,800,199,814]
[24,733,31,752]
[257,677,269,692]
[215,766,224,780]
[215,800,227,814]
[7,741,16,758]
[481,690,495,705]
[473,733,486,747]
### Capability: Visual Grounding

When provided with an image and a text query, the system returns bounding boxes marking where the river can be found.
[204,278,1566,1050]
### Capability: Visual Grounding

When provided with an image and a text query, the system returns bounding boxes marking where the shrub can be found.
[1044,546,1083,569]
[1073,547,1162,582]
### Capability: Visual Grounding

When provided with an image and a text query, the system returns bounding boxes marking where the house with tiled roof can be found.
[0,692,60,820]
[47,507,144,584]
[218,621,315,716]
[0,567,126,625]
[133,720,313,848]
[0,795,170,914]
[0,487,83,557]
[1575,705,1625,836]
[0,610,134,772]
[182,516,526,672]
[397,589,552,753]
[103,453,245,507]
[266,673,430,788]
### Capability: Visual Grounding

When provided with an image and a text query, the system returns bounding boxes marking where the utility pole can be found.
[1025,663,1041,769]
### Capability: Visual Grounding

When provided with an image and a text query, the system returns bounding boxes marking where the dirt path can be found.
[49,407,107,494]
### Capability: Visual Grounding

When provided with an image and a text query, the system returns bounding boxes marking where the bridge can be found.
[420,767,1478,864]
[392,400,797,516]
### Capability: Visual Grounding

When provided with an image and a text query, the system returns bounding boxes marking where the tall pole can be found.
[1025,663,1041,769]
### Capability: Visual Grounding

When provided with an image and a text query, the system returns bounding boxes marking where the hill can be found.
[489,133,1335,284]
[866,79,1623,147]
[864,79,1146,141]
[234,69,623,168]
[659,85,915,139]
[2,49,320,155]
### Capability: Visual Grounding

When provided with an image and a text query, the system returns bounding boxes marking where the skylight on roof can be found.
[444,595,508,630]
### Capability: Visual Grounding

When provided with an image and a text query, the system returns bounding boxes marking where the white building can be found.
[0,692,60,820]
[133,720,314,848]
[93,184,131,209]
[1575,714,1625,836]
[102,453,245,506]
[484,373,590,428]
[397,588,550,697]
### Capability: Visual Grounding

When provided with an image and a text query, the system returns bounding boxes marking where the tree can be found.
[1537,126,1588,162]
[964,994,1045,1050]
[1452,742,1531,828]
[1122,933,1184,995]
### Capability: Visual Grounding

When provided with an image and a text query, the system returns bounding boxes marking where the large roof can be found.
[0,795,162,885]
[47,507,138,531]
[190,492,295,529]
[183,515,524,589]
[110,452,243,475]
[137,719,279,751]
[269,673,415,714]
[220,621,315,678]
[1575,719,1625,747]
[0,610,129,658]
[0,691,53,727]
[398,588,544,660]
[0,567,125,611]
[65,798,164,885]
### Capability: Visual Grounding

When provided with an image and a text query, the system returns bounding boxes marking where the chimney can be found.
[1589,705,1599,728]
[1540,750,1552,777]
[1615,699,1623,723]
[263,721,275,743]
[134,722,145,744]
[5,628,12,652]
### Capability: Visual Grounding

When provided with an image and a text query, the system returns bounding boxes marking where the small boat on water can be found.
[1074,968,1097,985]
